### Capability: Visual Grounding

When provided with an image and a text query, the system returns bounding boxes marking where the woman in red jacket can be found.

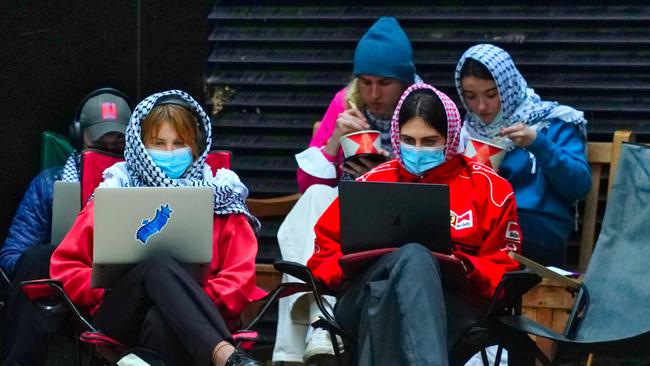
[50,90,262,366]
[307,83,522,365]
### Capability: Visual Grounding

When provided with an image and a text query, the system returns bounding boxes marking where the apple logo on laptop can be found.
[136,204,174,245]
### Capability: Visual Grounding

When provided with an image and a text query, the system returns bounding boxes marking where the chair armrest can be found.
[273,260,337,321]
[19,279,64,301]
[273,260,337,294]
[19,278,97,332]
[273,260,312,283]
[509,252,580,290]
[485,269,542,317]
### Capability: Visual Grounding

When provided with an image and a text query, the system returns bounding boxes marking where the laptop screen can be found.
[339,181,451,254]
[51,181,81,246]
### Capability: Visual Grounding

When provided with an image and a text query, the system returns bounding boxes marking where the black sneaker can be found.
[224,349,262,366]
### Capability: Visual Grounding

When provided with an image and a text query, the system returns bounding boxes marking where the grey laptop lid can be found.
[339,180,451,254]
[92,187,214,288]
[51,181,81,246]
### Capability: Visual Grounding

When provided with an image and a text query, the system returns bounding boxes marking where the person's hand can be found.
[341,149,390,178]
[324,107,371,158]
[333,108,370,140]
[500,123,537,148]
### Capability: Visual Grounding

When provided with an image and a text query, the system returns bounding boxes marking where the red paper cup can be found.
[464,137,506,170]
[339,130,382,160]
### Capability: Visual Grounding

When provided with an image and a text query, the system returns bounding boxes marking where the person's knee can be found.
[393,243,439,272]
[397,243,431,259]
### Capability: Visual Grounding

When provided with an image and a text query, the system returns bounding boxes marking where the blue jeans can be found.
[334,244,486,366]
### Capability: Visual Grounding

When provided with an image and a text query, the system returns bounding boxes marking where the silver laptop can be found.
[51,181,81,246]
[92,187,214,288]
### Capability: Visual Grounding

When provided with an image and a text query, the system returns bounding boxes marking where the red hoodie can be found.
[306,156,522,298]
[50,201,263,322]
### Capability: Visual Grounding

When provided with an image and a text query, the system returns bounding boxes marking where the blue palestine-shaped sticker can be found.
[136,204,174,245]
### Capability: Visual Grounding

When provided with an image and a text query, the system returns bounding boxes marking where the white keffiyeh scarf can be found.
[455,44,587,151]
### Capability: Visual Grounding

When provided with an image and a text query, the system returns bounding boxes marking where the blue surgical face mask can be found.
[400,143,446,175]
[147,147,193,179]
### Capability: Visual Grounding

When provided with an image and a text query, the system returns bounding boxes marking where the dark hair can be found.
[459,58,494,81]
[398,89,447,137]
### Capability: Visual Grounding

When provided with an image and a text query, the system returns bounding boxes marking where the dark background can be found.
[0,1,214,242]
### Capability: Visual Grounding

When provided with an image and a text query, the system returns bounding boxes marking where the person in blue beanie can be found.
[295,16,417,191]
[455,44,591,267]
[274,17,418,365]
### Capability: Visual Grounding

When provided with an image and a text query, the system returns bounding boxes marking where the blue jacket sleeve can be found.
[0,168,60,275]
[527,122,592,202]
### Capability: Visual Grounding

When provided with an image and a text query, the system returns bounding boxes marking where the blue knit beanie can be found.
[353,17,415,85]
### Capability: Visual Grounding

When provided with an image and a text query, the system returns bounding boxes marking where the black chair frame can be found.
[269,259,542,366]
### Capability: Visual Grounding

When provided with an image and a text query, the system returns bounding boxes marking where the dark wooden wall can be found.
[0,1,214,242]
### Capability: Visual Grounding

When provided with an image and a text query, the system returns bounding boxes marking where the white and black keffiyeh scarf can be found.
[455,44,587,150]
[61,151,81,182]
[109,89,259,230]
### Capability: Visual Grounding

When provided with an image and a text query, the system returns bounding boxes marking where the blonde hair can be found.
[141,105,200,159]
[345,77,365,110]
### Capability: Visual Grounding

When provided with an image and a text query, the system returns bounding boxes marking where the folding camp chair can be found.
[262,259,541,366]
[19,276,270,365]
[497,142,650,365]
[20,148,267,365]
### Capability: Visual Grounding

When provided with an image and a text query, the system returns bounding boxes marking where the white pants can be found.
[272,185,339,363]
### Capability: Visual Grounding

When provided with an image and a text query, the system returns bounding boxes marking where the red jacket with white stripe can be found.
[306,156,522,298]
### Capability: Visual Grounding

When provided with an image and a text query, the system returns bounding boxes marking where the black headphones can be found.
[153,94,193,110]
[69,87,134,150]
